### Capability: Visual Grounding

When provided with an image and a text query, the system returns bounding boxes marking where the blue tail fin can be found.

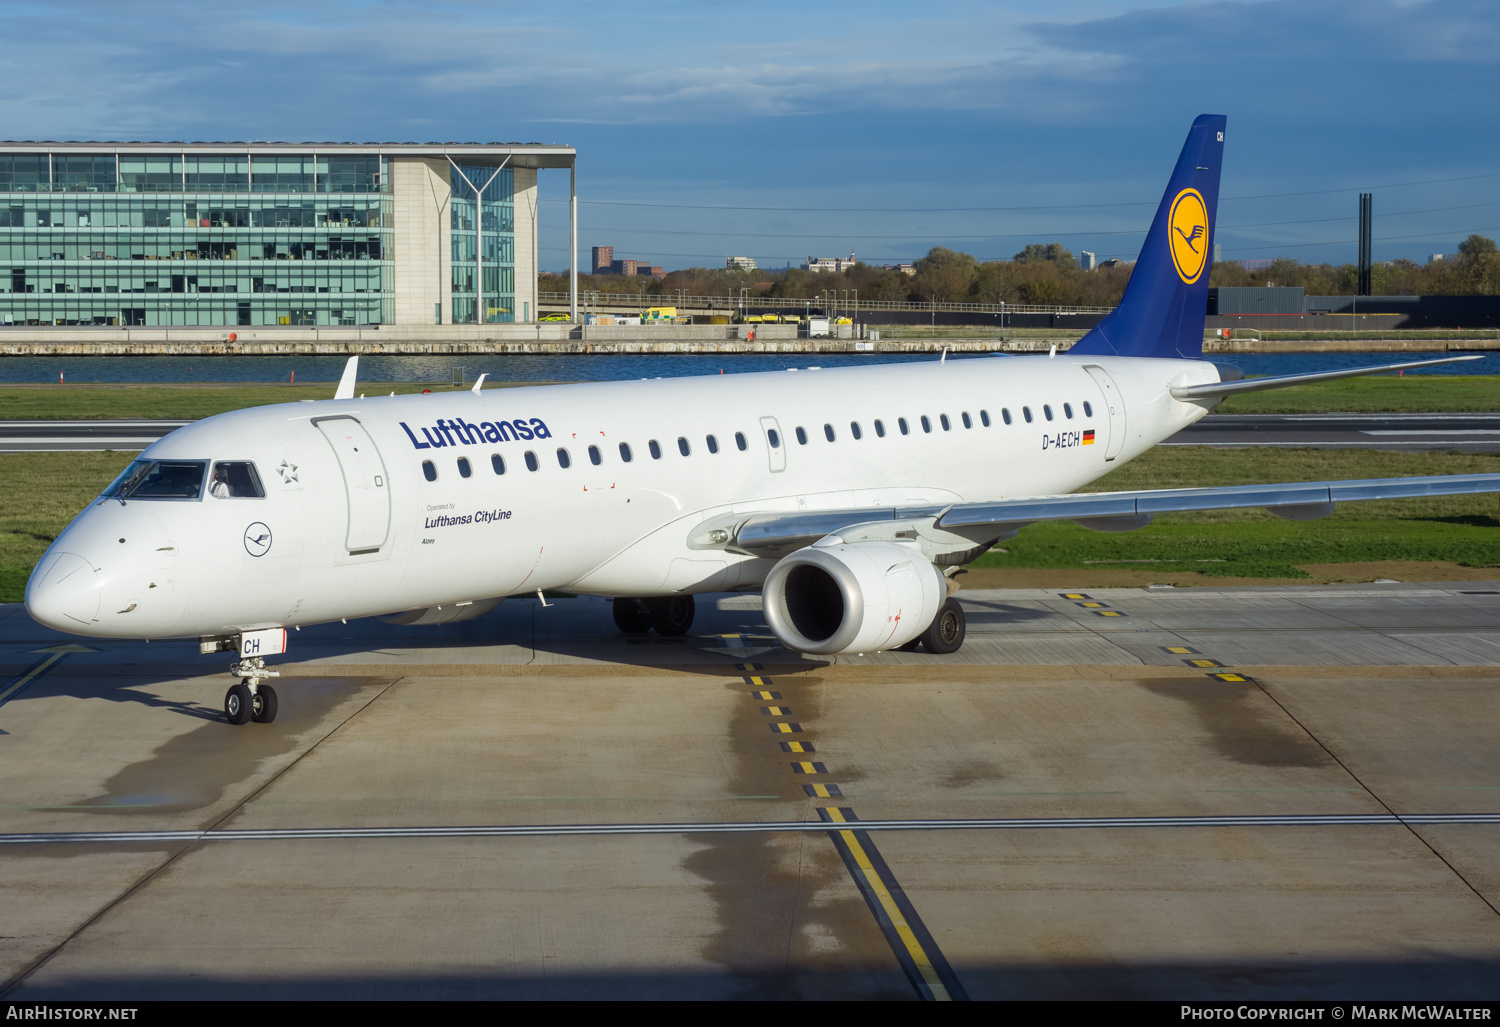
[1069,115,1225,359]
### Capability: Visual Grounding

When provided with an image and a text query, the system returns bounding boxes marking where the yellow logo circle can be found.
[1168,188,1209,284]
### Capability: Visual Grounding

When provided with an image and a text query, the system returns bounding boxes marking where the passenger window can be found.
[898,417,909,435]
[767,428,781,448]
[874,419,886,437]
[1022,407,1033,423]
[649,440,662,459]
[1064,403,1073,419]
[1084,401,1094,417]
[735,432,747,451]
[824,423,836,442]
[457,456,472,478]
[557,448,571,468]
[422,460,437,482]
[491,454,505,475]
[706,435,719,454]
[209,461,265,498]
[677,437,691,456]
[961,412,972,429]
[588,445,602,465]
[1043,405,1054,421]
[920,415,932,433]
[939,414,951,431]
[980,410,991,427]
[619,442,633,462]
[524,451,539,472]
[850,421,862,440]
[1002,408,1012,425]
[795,427,808,445]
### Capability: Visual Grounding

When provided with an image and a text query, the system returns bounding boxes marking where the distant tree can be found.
[1457,234,1498,259]
[1012,242,1077,268]
[913,247,978,303]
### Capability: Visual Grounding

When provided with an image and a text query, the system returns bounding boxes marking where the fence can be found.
[539,291,1112,318]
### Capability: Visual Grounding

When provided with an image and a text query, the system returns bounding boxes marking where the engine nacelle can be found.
[762,539,946,655]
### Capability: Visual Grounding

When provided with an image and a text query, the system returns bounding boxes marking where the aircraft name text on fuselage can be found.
[399,417,553,450]
[423,509,514,529]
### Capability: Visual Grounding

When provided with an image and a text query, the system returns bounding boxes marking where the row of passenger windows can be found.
[417,400,1095,481]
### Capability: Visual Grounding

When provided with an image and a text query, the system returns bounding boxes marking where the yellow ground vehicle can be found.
[642,306,678,323]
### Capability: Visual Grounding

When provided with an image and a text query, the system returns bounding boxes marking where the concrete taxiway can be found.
[1,582,1499,1000]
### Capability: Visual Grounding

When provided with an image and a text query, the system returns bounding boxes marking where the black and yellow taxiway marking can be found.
[1184,658,1224,669]
[1162,645,1200,655]
[1059,592,1091,600]
[1076,601,1108,609]
[1212,671,1253,683]
[1095,610,1125,618]
[712,634,966,1002]
[819,806,967,1002]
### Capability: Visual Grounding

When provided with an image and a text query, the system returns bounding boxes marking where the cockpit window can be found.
[209,461,266,498]
[103,459,207,500]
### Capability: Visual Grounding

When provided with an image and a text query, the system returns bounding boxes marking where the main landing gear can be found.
[897,597,967,654]
[613,595,696,637]
[225,655,280,726]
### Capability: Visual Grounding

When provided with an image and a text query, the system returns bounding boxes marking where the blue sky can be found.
[4,0,1496,272]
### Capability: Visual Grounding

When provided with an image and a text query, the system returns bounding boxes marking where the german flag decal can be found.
[1082,430,1096,445]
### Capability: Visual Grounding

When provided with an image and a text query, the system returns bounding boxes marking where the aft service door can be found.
[1081,365,1127,461]
[314,416,391,552]
[759,416,786,472]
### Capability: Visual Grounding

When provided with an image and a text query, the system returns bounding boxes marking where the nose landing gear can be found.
[225,654,281,726]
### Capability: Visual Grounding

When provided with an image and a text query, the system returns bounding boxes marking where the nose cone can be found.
[26,552,102,633]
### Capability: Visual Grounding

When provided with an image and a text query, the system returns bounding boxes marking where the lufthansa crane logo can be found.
[244,522,273,558]
[1168,187,1209,284]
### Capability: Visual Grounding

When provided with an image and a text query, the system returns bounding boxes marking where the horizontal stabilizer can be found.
[1171,355,1482,402]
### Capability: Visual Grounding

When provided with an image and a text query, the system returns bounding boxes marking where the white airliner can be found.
[25,116,1500,724]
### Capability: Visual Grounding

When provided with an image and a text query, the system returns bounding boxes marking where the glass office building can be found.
[0,142,575,328]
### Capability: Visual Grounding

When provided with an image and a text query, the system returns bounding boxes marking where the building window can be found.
[457,456,472,478]
[422,460,437,482]
[524,451,539,472]
[491,454,505,475]
[588,445,602,465]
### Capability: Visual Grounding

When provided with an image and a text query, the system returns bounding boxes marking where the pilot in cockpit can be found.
[210,464,232,498]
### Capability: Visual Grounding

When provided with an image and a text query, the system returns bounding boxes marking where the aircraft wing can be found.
[723,473,1500,553]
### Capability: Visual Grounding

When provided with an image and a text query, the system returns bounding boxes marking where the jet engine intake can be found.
[762,539,946,655]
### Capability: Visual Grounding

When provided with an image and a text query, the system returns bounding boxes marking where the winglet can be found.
[334,356,359,400]
[471,373,488,393]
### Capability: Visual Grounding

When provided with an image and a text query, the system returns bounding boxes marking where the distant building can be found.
[1236,259,1275,271]
[882,263,916,277]
[1429,254,1452,265]
[726,256,757,271]
[1098,258,1123,269]
[591,245,664,278]
[1080,250,1096,271]
[803,252,857,273]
